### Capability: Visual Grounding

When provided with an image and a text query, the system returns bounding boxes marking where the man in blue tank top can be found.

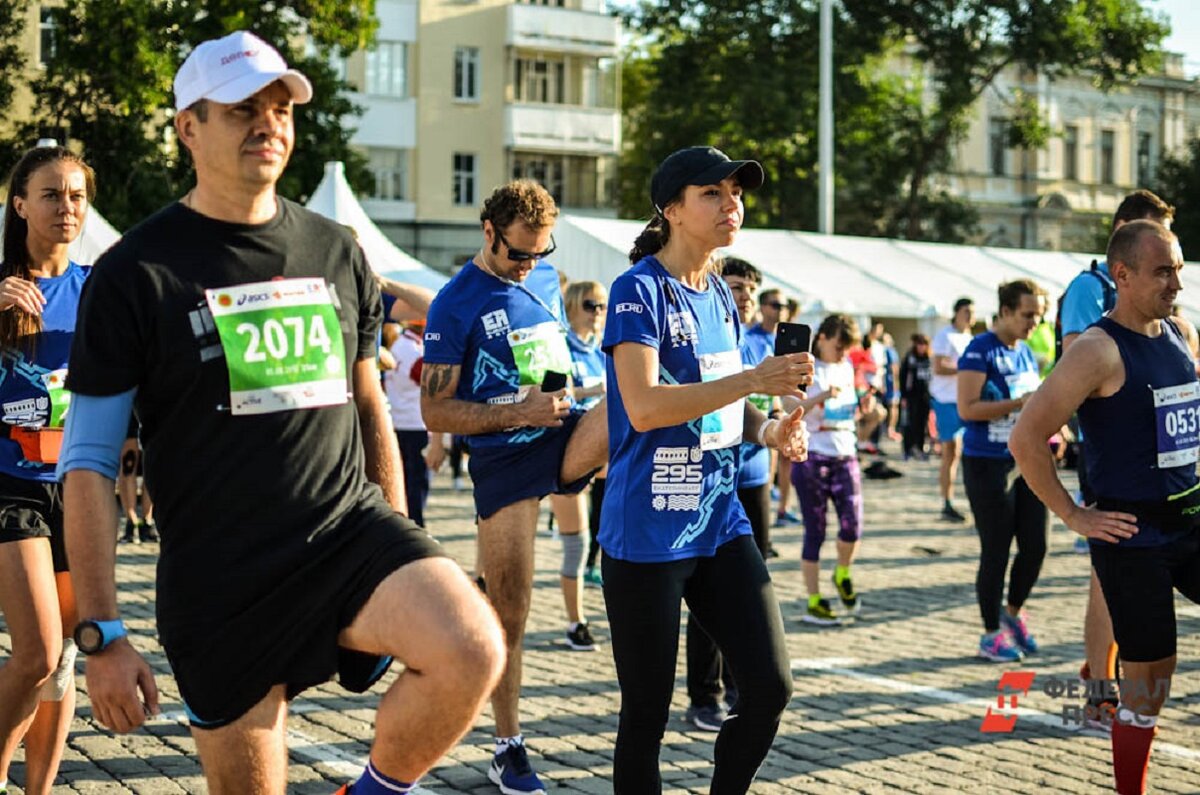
[1011,220,1200,795]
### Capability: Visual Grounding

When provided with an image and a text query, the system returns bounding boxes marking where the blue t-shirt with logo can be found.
[423,259,572,448]
[0,262,91,481]
[568,330,605,411]
[959,331,1041,459]
[600,256,751,562]
[738,326,774,488]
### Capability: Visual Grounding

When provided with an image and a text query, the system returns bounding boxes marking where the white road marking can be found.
[791,657,1200,762]
[155,704,438,792]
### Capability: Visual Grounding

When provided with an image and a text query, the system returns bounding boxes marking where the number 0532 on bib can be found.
[205,278,348,416]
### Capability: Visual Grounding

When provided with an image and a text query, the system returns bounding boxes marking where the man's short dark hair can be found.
[721,256,761,286]
[759,288,781,306]
[997,279,1045,312]
[953,297,973,314]
[1107,219,1175,273]
[1113,189,1174,227]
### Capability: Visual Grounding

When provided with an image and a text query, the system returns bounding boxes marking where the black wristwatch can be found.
[74,619,127,654]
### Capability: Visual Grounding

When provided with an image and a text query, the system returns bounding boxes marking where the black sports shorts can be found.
[1090,531,1200,662]
[468,412,597,520]
[0,472,68,573]
[164,497,444,729]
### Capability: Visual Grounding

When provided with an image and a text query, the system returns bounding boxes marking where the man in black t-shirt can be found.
[59,31,503,794]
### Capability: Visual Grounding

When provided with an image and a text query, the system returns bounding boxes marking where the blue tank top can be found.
[1078,316,1199,547]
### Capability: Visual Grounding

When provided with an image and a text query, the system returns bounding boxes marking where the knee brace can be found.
[40,638,77,702]
[560,530,588,578]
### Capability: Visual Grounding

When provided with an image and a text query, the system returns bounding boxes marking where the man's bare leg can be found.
[1085,569,1117,679]
[339,557,505,779]
[190,686,289,795]
[478,498,541,738]
[940,437,961,502]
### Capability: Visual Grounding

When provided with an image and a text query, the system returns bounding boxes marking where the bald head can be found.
[1107,220,1179,278]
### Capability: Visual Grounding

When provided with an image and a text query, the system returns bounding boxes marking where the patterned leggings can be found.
[792,453,863,562]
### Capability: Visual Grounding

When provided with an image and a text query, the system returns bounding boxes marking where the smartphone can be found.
[774,322,812,356]
[541,370,568,392]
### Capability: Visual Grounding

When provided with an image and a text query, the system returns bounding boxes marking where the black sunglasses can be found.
[496,228,557,262]
[763,301,785,310]
[582,299,607,312]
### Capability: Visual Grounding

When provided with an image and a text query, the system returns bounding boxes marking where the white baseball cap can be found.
[173,30,313,112]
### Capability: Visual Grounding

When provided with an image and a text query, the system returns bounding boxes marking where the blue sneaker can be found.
[489,743,546,795]
[1073,535,1090,554]
[773,510,801,528]
[1000,610,1039,654]
[978,629,1023,663]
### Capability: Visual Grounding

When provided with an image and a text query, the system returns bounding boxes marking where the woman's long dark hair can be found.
[1,146,95,350]
[628,211,672,264]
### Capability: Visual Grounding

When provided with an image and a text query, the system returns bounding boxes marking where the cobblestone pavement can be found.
[3,452,1200,793]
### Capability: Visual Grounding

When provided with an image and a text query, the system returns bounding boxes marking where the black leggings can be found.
[602,534,792,794]
[688,484,771,708]
[903,395,929,454]
[586,477,606,569]
[962,455,1048,632]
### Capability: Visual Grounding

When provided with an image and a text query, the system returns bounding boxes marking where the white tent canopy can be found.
[553,215,1200,334]
[305,161,448,291]
[0,204,120,265]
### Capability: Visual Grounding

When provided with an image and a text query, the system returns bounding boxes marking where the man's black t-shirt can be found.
[68,199,383,633]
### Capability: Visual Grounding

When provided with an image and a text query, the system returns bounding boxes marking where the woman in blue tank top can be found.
[956,279,1049,664]
[600,146,811,793]
[0,145,96,795]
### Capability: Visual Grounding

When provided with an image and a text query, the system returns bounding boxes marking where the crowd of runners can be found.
[0,29,1197,795]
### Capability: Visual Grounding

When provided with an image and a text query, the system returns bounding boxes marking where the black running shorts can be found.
[0,472,68,572]
[164,497,444,728]
[468,412,597,520]
[1090,531,1200,662]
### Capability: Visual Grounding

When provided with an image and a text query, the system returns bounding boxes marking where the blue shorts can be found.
[931,399,964,440]
[468,413,597,519]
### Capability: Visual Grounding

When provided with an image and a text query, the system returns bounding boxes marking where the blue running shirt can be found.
[600,256,751,562]
[423,259,572,448]
[568,329,605,411]
[959,331,1040,459]
[738,325,775,488]
[0,262,90,481]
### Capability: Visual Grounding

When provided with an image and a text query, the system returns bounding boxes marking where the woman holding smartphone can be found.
[600,146,812,793]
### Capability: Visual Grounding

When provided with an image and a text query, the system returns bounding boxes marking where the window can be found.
[1063,125,1078,181]
[519,0,565,6]
[989,118,1007,177]
[1138,132,1153,182]
[515,57,565,104]
[454,47,480,101]
[512,155,564,203]
[1101,129,1115,185]
[39,8,57,66]
[453,153,477,206]
[366,42,408,97]
[367,148,408,201]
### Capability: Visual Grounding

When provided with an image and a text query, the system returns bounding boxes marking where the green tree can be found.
[842,0,1169,238]
[620,0,1167,243]
[0,0,27,176]
[1154,138,1200,260]
[9,1,376,229]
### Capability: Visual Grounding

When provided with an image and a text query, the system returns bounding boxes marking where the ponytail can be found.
[628,213,671,264]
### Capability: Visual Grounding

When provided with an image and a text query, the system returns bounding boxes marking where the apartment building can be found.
[942,53,1200,251]
[341,0,621,271]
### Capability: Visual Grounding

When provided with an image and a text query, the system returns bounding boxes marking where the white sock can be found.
[495,734,524,755]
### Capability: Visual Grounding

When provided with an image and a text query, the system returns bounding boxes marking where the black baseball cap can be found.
[650,146,765,212]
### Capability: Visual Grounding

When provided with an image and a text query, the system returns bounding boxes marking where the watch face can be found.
[76,622,103,653]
